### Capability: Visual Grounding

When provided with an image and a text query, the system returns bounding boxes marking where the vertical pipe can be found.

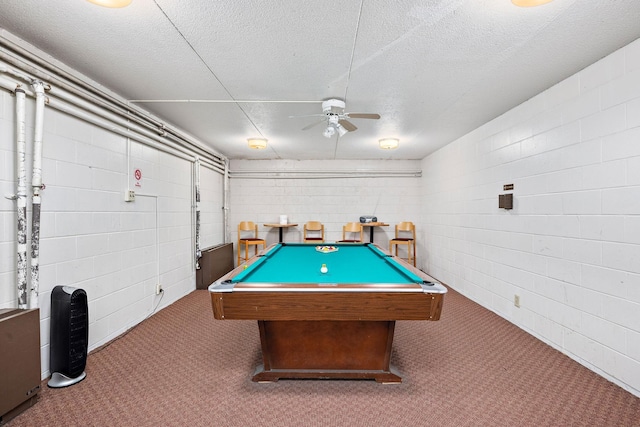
[223,159,230,244]
[29,80,46,308]
[194,158,201,269]
[15,87,28,309]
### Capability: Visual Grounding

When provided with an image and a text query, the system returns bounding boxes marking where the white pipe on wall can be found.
[0,57,226,175]
[194,158,201,269]
[48,85,224,171]
[228,170,422,179]
[47,91,224,174]
[14,86,28,309]
[0,40,223,167]
[1,63,228,307]
[29,80,46,309]
[47,96,195,162]
[223,159,230,245]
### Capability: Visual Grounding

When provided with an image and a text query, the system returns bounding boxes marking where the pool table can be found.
[208,243,446,383]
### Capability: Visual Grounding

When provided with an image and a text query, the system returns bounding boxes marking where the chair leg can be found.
[409,243,415,266]
[390,241,415,266]
[239,241,248,265]
[413,240,416,266]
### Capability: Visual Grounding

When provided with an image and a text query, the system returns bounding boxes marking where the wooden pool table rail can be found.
[211,289,443,321]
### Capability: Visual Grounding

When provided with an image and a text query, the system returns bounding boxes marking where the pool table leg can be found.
[251,320,402,383]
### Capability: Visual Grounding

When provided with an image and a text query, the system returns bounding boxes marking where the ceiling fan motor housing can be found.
[322,99,346,114]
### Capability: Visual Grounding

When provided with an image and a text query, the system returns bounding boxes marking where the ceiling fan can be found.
[291,99,380,138]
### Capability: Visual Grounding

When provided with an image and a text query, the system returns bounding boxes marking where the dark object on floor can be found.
[48,286,88,388]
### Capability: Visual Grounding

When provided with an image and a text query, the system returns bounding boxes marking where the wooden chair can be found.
[237,221,266,265]
[389,221,416,266]
[337,222,363,243]
[303,221,325,243]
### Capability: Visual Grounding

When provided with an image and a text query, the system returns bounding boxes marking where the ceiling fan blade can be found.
[345,113,380,120]
[302,119,326,131]
[289,113,326,119]
[339,119,358,132]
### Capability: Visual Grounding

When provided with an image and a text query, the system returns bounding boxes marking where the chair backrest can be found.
[395,221,415,239]
[238,221,258,240]
[304,221,324,241]
[342,222,363,242]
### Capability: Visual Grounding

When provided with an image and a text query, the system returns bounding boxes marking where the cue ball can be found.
[320,264,328,274]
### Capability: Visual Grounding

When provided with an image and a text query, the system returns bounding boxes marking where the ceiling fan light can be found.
[511,0,553,7]
[86,0,133,7]
[323,126,336,138]
[379,138,399,150]
[247,138,267,149]
[336,124,348,137]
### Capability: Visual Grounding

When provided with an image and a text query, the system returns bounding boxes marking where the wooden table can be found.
[361,222,389,243]
[263,223,298,242]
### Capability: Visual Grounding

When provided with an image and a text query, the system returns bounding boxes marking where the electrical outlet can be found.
[124,189,135,202]
[514,295,520,308]
[155,284,163,295]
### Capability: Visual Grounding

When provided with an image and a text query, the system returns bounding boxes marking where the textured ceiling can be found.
[1,0,639,160]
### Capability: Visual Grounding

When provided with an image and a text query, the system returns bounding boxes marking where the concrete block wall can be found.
[0,88,224,379]
[229,159,422,263]
[421,39,640,396]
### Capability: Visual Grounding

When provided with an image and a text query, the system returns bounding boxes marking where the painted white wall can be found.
[0,87,225,379]
[421,39,640,396]
[229,159,422,261]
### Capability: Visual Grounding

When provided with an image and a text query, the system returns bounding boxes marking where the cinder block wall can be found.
[0,90,225,379]
[421,38,640,396]
[228,159,423,264]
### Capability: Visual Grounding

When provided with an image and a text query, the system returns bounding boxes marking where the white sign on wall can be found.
[134,168,142,188]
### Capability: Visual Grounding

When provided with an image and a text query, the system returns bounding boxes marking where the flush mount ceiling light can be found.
[86,0,132,7]
[379,138,399,150]
[247,138,267,150]
[511,0,553,7]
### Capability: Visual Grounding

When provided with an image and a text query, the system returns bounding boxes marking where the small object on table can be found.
[315,245,338,253]
[320,264,328,274]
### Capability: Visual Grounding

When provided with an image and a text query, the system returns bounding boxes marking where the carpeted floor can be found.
[6,288,640,427]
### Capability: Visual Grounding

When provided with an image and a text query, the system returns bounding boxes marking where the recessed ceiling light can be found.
[247,138,268,150]
[86,0,132,8]
[511,0,553,7]
[379,138,399,150]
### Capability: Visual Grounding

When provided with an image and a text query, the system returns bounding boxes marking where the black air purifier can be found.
[48,286,88,388]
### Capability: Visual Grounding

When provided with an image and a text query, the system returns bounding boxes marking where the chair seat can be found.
[241,238,264,242]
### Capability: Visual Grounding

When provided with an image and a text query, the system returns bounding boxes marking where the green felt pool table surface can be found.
[231,243,425,284]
